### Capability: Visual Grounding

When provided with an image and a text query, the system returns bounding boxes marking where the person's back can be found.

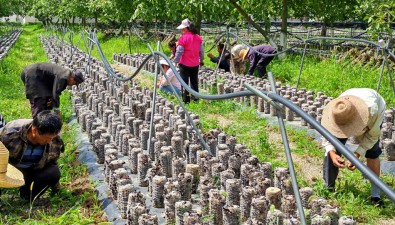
[174,18,204,103]
[252,45,276,57]
[20,62,84,118]
[21,63,70,100]
[178,32,202,67]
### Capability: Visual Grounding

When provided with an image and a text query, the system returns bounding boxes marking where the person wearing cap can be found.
[0,110,63,202]
[173,18,204,103]
[20,62,85,118]
[238,45,277,78]
[157,59,181,96]
[230,44,248,75]
[321,88,386,206]
[207,43,231,72]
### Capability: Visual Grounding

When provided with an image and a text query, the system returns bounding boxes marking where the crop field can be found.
[0,1,395,224]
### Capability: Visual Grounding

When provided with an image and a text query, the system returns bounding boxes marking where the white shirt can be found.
[160,69,181,90]
[322,88,386,156]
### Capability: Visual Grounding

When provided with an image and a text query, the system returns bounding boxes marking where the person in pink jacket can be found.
[173,18,204,103]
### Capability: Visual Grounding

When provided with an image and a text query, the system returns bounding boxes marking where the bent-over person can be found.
[21,62,85,118]
[321,88,386,207]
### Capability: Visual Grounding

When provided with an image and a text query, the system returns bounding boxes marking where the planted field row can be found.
[40,35,394,224]
[0,29,22,61]
[112,52,395,162]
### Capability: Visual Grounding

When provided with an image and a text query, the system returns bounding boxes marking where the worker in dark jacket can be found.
[20,63,85,118]
[0,110,64,201]
[238,45,276,78]
[207,43,231,72]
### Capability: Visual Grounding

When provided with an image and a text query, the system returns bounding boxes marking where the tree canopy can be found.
[0,0,393,38]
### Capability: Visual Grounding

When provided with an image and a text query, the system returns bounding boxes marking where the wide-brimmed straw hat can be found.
[231,44,248,62]
[0,141,25,188]
[321,95,369,138]
[239,48,250,62]
[176,18,191,29]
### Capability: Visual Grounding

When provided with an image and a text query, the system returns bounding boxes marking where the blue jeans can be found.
[160,85,181,96]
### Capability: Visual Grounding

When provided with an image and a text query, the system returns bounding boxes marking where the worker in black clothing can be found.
[20,63,85,118]
[207,43,231,72]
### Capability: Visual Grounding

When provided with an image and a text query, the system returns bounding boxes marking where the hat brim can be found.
[321,95,369,138]
[0,164,25,188]
[176,24,187,29]
[240,48,250,62]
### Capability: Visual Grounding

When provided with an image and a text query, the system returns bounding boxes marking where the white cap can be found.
[159,60,169,66]
[177,18,191,29]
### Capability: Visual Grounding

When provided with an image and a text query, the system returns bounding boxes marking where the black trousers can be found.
[29,97,53,118]
[19,163,61,201]
[256,55,275,79]
[323,138,381,190]
[179,64,199,103]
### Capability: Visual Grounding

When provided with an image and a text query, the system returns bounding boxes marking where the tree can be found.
[356,0,395,39]
[291,0,358,36]
[29,0,60,25]
[0,0,30,18]
[227,0,277,47]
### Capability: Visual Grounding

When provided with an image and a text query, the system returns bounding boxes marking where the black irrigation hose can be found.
[85,28,395,99]
[56,28,395,204]
[266,91,395,203]
[245,80,306,224]
[143,50,395,204]
[206,29,394,60]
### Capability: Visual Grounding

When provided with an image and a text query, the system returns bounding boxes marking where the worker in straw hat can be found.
[0,110,63,202]
[230,44,248,75]
[236,44,276,79]
[321,88,386,207]
[0,141,25,188]
[157,59,181,96]
[21,62,85,118]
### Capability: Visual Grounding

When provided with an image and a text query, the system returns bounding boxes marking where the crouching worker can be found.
[207,43,231,72]
[0,110,64,202]
[157,60,182,96]
[321,88,386,207]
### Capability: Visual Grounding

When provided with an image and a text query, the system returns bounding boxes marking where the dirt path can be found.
[268,130,323,185]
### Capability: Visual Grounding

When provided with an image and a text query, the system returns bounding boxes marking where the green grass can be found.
[78,32,395,223]
[65,29,226,72]
[0,25,47,120]
[0,24,105,224]
[66,28,395,107]
[270,54,395,106]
